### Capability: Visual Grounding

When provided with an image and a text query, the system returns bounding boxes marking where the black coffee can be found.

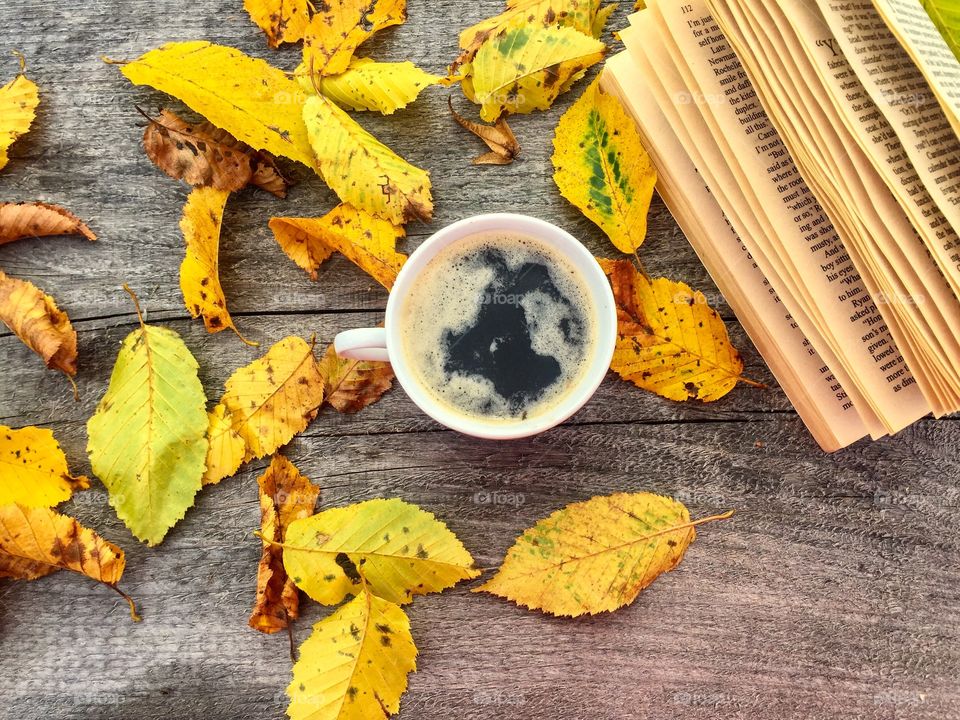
[399,231,597,424]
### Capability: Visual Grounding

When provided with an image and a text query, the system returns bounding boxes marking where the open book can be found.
[604,0,960,451]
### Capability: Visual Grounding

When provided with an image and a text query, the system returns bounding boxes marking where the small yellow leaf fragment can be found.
[119,41,315,168]
[249,455,320,634]
[203,336,325,485]
[478,492,732,616]
[553,79,656,254]
[600,258,747,402]
[303,94,433,224]
[283,497,479,606]
[320,340,395,413]
[299,57,443,115]
[302,0,407,77]
[269,204,407,288]
[244,0,312,48]
[0,270,78,377]
[0,71,39,171]
[179,187,255,344]
[287,589,417,720]
[0,425,89,508]
[471,25,606,121]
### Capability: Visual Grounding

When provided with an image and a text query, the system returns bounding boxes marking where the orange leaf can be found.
[0,270,77,377]
[302,0,407,77]
[319,341,394,413]
[0,202,95,245]
[244,0,313,48]
[249,454,321,634]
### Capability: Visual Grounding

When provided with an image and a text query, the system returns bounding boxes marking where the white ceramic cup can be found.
[334,213,617,439]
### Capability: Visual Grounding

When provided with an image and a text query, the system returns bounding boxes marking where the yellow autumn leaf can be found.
[0,503,138,619]
[0,64,39,172]
[179,186,255,345]
[249,454,321,634]
[592,2,617,39]
[477,492,732,616]
[119,41,315,168]
[600,259,750,402]
[297,58,443,115]
[303,0,407,77]
[244,0,312,48]
[282,498,479,606]
[203,336,325,485]
[471,25,606,121]
[303,94,433,223]
[269,204,407,288]
[287,588,417,720]
[0,425,89,508]
[553,79,656,255]
[319,341,395,413]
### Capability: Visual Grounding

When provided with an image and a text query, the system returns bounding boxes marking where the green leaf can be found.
[552,79,657,254]
[282,498,479,605]
[87,292,208,545]
[922,0,960,62]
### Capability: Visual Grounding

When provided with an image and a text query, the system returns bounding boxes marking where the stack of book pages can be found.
[604,0,960,451]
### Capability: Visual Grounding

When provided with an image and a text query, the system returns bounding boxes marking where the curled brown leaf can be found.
[448,97,521,165]
[0,202,96,245]
[0,270,77,377]
[319,341,394,413]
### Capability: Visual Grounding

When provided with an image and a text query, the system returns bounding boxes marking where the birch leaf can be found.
[449,98,521,165]
[600,259,747,402]
[922,0,960,61]
[244,0,313,48]
[119,41,315,168]
[142,109,290,198]
[0,270,78,377]
[283,498,479,606]
[269,204,407,288]
[179,187,255,344]
[553,79,656,254]
[298,58,443,115]
[203,336,325,485]
[86,290,209,546]
[287,589,417,720]
[0,202,96,245]
[592,2,617,38]
[320,341,394,413]
[0,68,39,172]
[477,492,732,616]
[471,25,606,121]
[249,454,320,634]
[0,425,89,508]
[303,94,433,223]
[303,0,407,77]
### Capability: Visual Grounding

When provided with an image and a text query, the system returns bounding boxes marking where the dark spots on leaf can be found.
[415,544,428,560]
[349,622,361,640]
[335,552,361,582]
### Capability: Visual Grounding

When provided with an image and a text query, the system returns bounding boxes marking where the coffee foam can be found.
[399,231,597,424]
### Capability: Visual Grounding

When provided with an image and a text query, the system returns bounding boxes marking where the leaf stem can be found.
[108,583,142,622]
[122,283,146,328]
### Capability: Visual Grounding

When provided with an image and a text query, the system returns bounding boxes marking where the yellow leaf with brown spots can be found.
[600,259,747,402]
[303,94,433,224]
[320,341,394,413]
[0,68,39,172]
[179,187,255,345]
[302,0,407,77]
[477,492,732,616]
[0,504,137,619]
[269,204,406,288]
[0,425,89,508]
[249,454,320,634]
[287,588,417,720]
[470,25,606,121]
[203,336,325,485]
[0,270,78,377]
[244,0,313,48]
[0,202,96,245]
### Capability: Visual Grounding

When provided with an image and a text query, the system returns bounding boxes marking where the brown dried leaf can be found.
[449,97,521,165]
[319,341,394,413]
[0,270,77,377]
[0,202,96,245]
[249,455,321,634]
[142,109,291,198]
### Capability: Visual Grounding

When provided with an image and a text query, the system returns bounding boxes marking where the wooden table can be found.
[1,1,958,718]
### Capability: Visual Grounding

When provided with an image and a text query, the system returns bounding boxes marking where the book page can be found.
[647,0,931,433]
[872,0,960,137]
[603,52,868,450]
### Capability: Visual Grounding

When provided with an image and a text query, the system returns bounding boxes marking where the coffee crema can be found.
[398,231,598,425]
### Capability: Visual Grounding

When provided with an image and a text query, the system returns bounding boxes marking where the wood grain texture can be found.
[0,1,958,719]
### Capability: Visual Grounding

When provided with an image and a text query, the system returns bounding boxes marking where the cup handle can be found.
[334,328,390,362]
